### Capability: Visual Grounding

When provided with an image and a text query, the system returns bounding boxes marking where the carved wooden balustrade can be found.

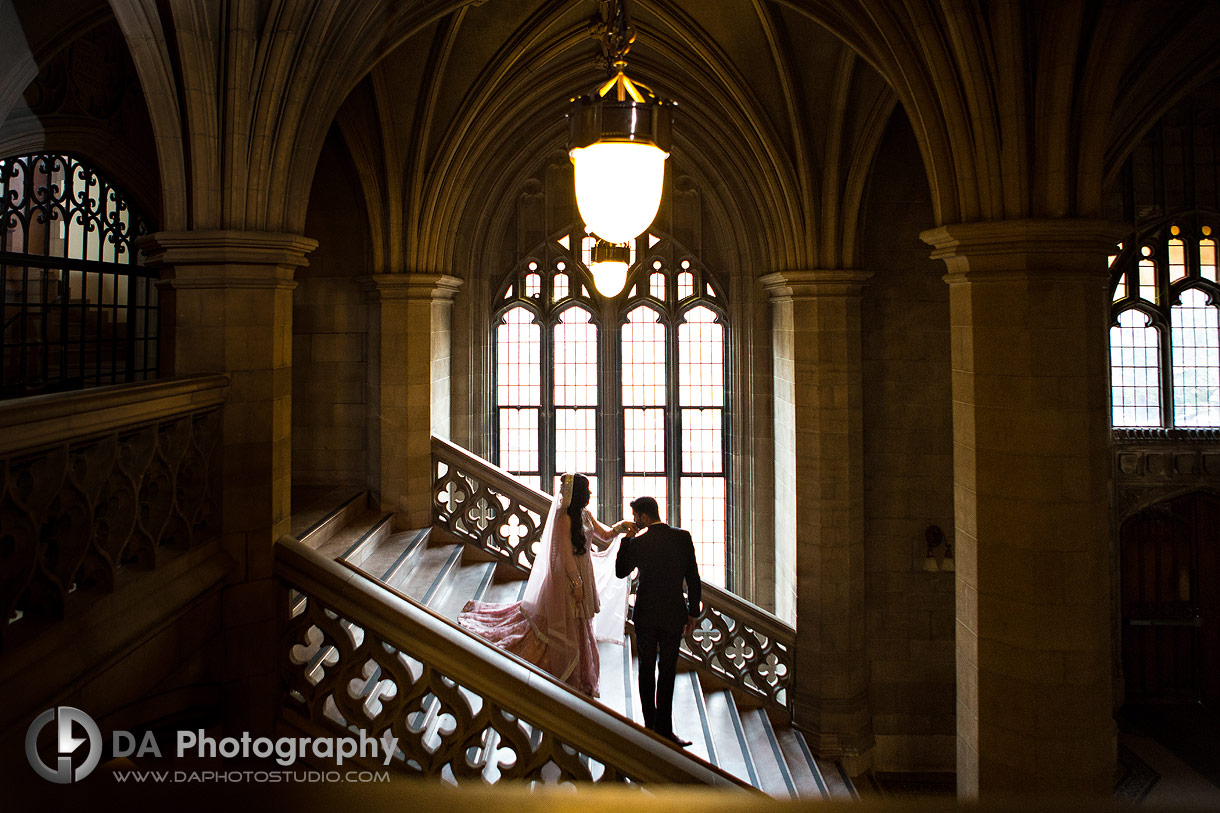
[430,436,795,712]
[276,538,748,787]
[0,376,227,652]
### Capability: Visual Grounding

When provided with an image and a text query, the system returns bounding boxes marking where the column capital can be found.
[361,272,463,302]
[139,230,317,290]
[760,269,874,301]
[920,218,1127,283]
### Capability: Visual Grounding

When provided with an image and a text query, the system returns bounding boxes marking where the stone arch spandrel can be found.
[108,0,188,230]
[0,0,111,132]
[776,0,1220,227]
[104,0,486,234]
[0,17,163,222]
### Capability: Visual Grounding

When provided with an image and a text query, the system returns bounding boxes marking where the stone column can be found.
[363,273,462,528]
[762,269,874,770]
[920,219,1120,796]
[142,229,317,734]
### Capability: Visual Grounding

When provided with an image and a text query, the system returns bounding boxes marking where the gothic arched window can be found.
[0,153,155,398]
[1110,219,1220,427]
[493,229,730,585]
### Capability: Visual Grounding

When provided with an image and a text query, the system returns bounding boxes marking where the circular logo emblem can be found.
[25,706,102,783]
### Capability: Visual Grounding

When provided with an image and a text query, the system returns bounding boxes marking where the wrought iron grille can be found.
[0,153,156,398]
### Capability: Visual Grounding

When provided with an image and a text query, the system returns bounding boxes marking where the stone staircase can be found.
[289,489,857,799]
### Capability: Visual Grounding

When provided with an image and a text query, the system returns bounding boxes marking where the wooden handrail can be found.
[274,536,752,788]
[0,374,230,455]
[431,435,552,510]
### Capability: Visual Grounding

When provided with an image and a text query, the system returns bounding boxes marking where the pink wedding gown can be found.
[458,508,625,697]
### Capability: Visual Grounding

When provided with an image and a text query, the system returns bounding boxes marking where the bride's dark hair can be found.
[567,474,591,555]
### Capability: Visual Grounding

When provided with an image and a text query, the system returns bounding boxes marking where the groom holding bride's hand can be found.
[615,496,702,748]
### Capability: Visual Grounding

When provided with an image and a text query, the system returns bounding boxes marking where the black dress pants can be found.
[635,624,683,737]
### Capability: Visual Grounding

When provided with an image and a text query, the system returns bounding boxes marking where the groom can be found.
[616,496,702,747]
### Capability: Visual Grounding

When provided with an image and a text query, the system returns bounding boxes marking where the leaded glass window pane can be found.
[1168,236,1187,282]
[681,476,726,587]
[1110,309,1161,427]
[678,304,726,585]
[1171,288,1220,426]
[497,307,542,477]
[494,231,730,584]
[650,269,665,300]
[679,307,724,407]
[1201,236,1217,283]
[1138,254,1157,303]
[623,475,667,524]
[1109,222,1220,428]
[623,306,666,407]
[554,307,598,491]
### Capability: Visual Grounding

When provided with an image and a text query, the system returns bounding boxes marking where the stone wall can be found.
[859,115,956,772]
[294,131,370,488]
[771,299,797,624]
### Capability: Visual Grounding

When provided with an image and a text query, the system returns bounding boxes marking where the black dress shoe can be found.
[664,733,692,747]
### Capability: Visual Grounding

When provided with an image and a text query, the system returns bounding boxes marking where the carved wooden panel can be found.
[0,409,220,650]
[281,590,634,784]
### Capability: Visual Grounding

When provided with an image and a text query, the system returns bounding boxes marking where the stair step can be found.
[680,670,716,764]
[590,639,624,717]
[617,631,637,725]
[390,540,463,598]
[702,688,758,788]
[419,545,465,607]
[814,753,858,799]
[373,529,431,584]
[428,556,498,621]
[313,508,388,560]
[475,570,530,606]
[772,723,833,798]
[339,513,394,567]
[470,555,499,601]
[740,706,798,798]
[292,526,848,796]
[292,489,366,545]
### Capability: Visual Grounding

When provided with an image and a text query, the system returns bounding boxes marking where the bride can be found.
[457,473,631,697]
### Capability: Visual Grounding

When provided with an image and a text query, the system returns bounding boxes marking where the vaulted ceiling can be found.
[335,0,896,276]
[3,0,1219,276]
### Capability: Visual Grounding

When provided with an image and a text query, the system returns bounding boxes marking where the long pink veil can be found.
[460,475,627,694]
[520,481,628,658]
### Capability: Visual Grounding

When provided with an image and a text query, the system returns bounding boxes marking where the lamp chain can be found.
[595,0,635,76]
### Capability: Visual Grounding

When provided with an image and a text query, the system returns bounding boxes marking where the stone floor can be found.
[1117,703,1220,808]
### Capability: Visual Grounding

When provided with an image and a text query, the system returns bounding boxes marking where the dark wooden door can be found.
[1121,491,1220,705]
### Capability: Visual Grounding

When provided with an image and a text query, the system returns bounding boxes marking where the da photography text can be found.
[27,706,398,784]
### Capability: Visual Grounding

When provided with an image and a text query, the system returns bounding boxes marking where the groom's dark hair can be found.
[629,496,659,521]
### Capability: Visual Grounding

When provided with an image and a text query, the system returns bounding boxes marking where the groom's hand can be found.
[684,616,697,636]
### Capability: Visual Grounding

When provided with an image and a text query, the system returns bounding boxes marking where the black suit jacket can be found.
[616,523,702,631]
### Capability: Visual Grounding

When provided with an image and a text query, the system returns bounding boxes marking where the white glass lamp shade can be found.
[589,239,632,298]
[591,259,629,297]
[571,141,668,244]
